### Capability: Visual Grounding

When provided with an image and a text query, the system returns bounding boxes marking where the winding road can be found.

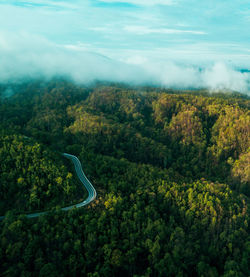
[0,153,96,221]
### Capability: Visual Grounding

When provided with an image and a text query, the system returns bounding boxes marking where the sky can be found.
[0,0,250,92]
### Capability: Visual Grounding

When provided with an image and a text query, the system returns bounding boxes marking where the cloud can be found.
[0,32,249,94]
[123,25,206,35]
[130,58,249,92]
[202,63,249,92]
[97,0,175,6]
[0,32,150,84]
[0,0,77,10]
[89,27,112,33]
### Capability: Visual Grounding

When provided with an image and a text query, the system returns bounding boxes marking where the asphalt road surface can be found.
[0,153,96,221]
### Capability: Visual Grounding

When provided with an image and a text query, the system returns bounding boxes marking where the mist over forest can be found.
[1,32,250,93]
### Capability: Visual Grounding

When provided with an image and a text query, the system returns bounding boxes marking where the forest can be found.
[0,79,249,276]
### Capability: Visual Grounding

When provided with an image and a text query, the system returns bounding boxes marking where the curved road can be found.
[0,153,96,221]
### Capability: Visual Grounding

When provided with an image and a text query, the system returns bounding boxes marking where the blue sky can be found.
[0,0,250,91]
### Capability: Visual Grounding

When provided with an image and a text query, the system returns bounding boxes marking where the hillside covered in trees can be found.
[0,80,249,276]
[0,134,83,214]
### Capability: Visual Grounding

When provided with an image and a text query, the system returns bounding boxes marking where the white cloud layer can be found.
[124,26,206,35]
[0,32,249,93]
[98,0,175,6]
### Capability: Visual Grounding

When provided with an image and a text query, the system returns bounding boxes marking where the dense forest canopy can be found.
[0,80,249,276]
[0,134,84,214]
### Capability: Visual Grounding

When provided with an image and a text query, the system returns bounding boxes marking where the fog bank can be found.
[0,32,249,93]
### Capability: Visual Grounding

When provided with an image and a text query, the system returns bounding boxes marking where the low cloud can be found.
[0,32,149,84]
[0,32,249,94]
[202,63,249,92]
